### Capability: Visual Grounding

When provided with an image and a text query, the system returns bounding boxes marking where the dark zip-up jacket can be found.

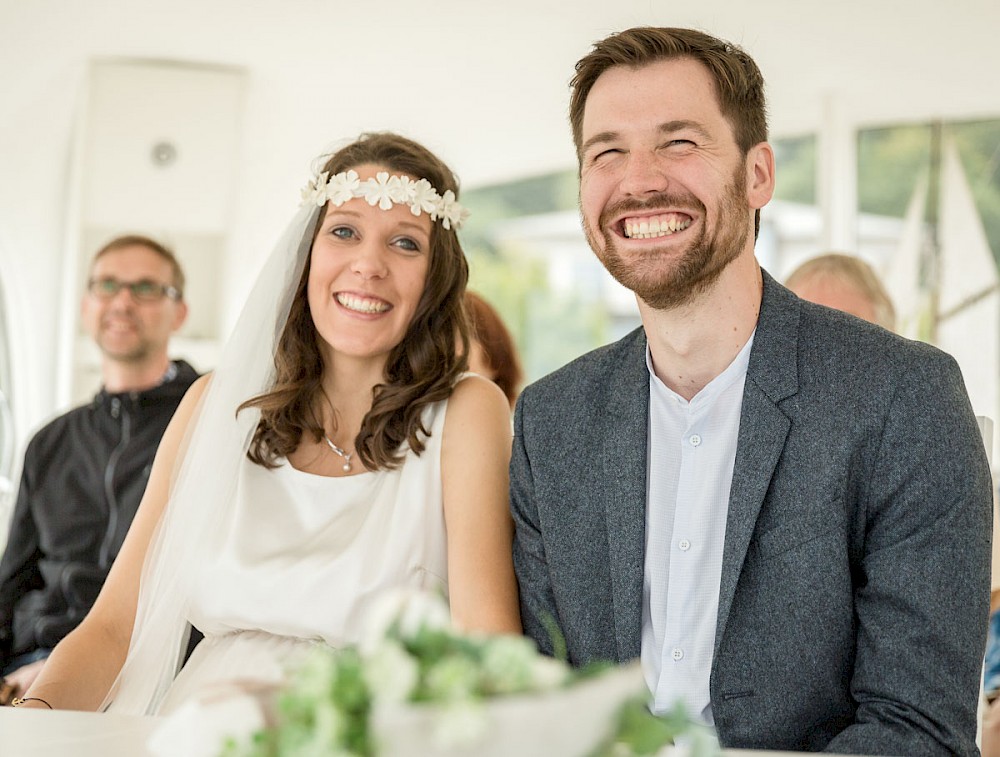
[0,360,199,668]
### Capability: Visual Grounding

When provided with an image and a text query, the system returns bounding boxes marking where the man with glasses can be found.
[0,235,198,702]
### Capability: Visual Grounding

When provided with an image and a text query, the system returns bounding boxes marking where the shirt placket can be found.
[656,400,712,714]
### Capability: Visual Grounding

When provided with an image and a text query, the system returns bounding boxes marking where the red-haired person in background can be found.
[465,291,523,410]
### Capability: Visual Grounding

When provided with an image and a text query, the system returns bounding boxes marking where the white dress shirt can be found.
[641,332,754,722]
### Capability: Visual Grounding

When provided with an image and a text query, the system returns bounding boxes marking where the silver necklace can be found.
[323,435,354,472]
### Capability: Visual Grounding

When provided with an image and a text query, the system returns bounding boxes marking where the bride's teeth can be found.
[337,294,389,313]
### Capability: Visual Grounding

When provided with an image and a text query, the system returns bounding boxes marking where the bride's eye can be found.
[331,226,356,240]
[393,237,421,253]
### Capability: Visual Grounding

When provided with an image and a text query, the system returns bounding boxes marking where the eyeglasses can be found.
[87,278,181,302]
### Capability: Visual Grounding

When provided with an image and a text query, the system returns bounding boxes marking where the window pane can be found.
[857,119,1000,456]
[461,170,631,385]
[773,135,816,205]
[950,119,1000,267]
[857,124,932,219]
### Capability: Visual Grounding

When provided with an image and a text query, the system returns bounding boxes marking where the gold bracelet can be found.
[11,696,53,709]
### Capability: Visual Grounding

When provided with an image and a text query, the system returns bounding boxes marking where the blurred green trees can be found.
[459,170,609,383]
[858,120,1000,263]
[455,118,1000,386]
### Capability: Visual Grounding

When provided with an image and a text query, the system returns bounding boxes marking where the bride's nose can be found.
[350,242,389,280]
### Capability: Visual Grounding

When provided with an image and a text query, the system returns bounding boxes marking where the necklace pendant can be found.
[324,434,354,473]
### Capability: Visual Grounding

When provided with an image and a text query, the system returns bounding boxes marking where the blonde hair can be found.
[785,253,896,331]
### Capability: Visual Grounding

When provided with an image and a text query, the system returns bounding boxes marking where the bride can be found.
[16,132,520,715]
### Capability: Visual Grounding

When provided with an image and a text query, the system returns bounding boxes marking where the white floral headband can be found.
[300,170,470,231]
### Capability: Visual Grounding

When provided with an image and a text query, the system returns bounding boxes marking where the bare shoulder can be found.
[168,373,213,427]
[183,372,213,407]
[147,372,214,480]
[444,374,512,434]
[441,375,512,468]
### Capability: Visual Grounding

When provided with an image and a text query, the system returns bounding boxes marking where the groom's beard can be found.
[584,165,751,311]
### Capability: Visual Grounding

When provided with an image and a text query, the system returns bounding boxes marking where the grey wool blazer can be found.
[510,270,992,754]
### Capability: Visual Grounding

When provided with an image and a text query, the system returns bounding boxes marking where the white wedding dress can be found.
[155,397,450,715]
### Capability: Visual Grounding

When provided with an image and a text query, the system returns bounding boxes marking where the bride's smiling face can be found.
[307,163,432,368]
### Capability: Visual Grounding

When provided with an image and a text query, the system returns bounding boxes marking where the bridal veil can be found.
[102,203,319,715]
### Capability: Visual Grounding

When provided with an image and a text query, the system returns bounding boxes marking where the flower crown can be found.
[300,170,470,231]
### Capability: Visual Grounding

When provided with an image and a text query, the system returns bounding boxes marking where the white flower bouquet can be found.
[208,591,716,757]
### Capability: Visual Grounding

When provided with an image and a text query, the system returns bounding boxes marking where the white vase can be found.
[371,661,646,757]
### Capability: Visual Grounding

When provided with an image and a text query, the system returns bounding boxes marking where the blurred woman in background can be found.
[465,291,523,410]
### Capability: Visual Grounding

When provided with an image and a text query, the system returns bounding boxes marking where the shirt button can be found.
[689,434,702,446]
[671,647,684,661]
[678,539,691,551]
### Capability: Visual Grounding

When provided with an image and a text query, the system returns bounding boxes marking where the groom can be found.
[510,26,992,754]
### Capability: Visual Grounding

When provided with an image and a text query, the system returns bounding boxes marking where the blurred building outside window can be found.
[459,120,1000,411]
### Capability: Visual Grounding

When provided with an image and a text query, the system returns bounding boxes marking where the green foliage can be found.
[217,596,718,757]
[540,611,569,662]
[460,170,579,253]
[456,168,615,385]
[590,698,719,757]
[858,124,933,219]
[857,119,1000,267]
[220,612,577,756]
[272,647,374,757]
[450,119,1000,389]
[219,731,273,757]
[519,282,609,380]
[402,626,489,702]
[951,119,1000,263]
[466,246,610,383]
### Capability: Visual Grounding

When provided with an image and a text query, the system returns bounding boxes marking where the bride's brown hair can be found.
[239,132,470,470]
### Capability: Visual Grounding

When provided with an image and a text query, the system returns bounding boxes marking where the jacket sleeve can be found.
[824,350,992,756]
[0,444,44,668]
[510,389,561,657]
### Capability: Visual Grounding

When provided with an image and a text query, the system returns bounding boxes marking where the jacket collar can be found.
[598,329,650,660]
[746,270,800,404]
[714,270,800,657]
[94,359,199,409]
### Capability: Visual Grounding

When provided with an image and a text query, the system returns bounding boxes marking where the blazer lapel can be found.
[714,271,800,655]
[596,330,650,661]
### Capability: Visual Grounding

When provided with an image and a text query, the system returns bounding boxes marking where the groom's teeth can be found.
[623,214,693,239]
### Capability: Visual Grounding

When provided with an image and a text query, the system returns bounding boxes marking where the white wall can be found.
[2,0,999,455]
[0,0,590,446]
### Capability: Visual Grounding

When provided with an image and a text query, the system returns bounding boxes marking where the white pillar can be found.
[816,92,858,252]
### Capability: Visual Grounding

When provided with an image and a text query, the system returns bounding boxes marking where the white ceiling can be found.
[1,0,998,436]
[2,0,998,189]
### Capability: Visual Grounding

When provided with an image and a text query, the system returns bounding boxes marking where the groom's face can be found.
[577,57,764,310]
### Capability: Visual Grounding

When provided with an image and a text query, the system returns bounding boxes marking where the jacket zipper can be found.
[99,397,132,570]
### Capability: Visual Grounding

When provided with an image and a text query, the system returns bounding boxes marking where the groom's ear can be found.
[746,142,775,211]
